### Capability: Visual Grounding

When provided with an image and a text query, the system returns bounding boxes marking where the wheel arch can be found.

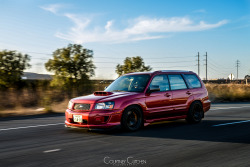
[122,104,144,122]
[191,100,203,107]
[123,104,144,114]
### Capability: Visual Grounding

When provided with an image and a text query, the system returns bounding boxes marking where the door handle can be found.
[186,91,192,95]
[165,93,171,97]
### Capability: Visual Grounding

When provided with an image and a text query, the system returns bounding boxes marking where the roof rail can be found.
[156,70,192,73]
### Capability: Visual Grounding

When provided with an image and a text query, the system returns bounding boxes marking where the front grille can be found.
[70,119,88,125]
[74,103,91,110]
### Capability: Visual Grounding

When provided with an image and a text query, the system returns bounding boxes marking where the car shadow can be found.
[86,119,250,144]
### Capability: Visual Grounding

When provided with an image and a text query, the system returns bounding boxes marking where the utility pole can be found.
[197,52,200,76]
[236,60,240,80]
[204,52,208,81]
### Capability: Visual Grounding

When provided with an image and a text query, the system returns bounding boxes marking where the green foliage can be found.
[0,50,31,88]
[45,44,95,96]
[45,44,95,81]
[116,56,152,76]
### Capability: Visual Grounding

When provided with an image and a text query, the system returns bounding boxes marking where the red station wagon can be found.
[65,70,211,131]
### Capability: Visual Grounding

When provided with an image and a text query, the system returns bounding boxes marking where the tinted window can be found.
[105,74,151,92]
[150,75,170,92]
[168,75,187,90]
[184,74,201,88]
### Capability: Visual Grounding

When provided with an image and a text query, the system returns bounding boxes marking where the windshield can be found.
[105,74,151,92]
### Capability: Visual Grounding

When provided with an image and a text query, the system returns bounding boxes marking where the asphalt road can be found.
[1,103,250,167]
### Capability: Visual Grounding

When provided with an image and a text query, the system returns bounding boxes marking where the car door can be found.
[145,74,173,119]
[168,74,191,116]
[183,73,203,97]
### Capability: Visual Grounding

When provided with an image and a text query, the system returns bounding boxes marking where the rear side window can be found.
[184,74,201,88]
[168,75,187,90]
[150,75,170,92]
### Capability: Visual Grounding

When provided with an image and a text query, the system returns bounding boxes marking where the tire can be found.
[121,106,143,131]
[186,101,204,124]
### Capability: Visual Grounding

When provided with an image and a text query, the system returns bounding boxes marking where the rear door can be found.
[183,73,203,100]
[145,74,173,119]
[168,74,191,116]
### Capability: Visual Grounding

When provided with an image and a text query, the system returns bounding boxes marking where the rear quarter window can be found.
[184,74,202,88]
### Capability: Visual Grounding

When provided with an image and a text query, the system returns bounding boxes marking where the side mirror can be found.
[104,86,108,91]
[148,85,160,93]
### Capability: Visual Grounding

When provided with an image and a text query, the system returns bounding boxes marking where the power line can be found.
[152,65,196,68]
[94,60,194,64]
[27,52,195,60]
[95,65,196,69]
[208,60,233,72]
[208,57,233,69]
[208,66,229,76]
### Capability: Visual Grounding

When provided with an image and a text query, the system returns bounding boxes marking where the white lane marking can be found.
[1,105,249,131]
[213,120,250,127]
[0,123,64,131]
[43,149,61,153]
[210,106,250,111]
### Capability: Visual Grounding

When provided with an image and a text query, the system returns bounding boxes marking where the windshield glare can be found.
[105,74,151,92]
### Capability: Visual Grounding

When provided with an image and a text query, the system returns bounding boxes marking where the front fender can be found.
[118,98,147,113]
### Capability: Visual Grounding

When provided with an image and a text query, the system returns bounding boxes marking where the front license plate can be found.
[73,115,82,123]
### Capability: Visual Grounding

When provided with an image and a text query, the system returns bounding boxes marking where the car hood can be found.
[71,92,140,104]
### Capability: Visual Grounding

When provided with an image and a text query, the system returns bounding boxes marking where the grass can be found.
[0,81,110,117]
[206,84,250,102]
[0,83,250,117]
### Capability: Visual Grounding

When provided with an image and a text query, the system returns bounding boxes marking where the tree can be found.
[45,44,95,95]
[46,44,95,80]
[0,50,31,88]
[245,75,250,79]
[116,56,152,76]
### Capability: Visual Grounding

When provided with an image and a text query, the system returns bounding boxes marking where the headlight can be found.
[68,101,74,109]
[95,101,114,109]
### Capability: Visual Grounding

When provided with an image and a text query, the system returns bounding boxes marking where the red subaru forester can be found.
[65,70,210,131]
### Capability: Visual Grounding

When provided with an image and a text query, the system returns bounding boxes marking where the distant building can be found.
[245,75,250,79]
[21,72,52,80]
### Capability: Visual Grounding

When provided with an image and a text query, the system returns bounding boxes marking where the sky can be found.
[0,0,249,80]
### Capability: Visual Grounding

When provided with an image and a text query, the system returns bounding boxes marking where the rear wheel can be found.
[186,101,204,124]
[121,106,143,131]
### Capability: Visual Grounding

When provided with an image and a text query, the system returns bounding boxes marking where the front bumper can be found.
[65,109,122,129]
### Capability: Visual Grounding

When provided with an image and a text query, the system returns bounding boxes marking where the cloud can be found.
[40,4,64,14]
[55,15,228,44]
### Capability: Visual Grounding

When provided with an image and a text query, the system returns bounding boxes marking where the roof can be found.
[21,72,52,80]
[124,70,194,75]
[157,70,192,73]
[124,71,155,75]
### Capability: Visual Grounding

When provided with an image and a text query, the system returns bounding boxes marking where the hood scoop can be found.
[94,91,113,96]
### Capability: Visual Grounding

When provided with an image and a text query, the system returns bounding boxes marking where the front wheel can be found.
[186,101,204,124]
[121,106,143,131]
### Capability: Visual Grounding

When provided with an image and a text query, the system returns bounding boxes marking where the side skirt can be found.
[144,115,187,126]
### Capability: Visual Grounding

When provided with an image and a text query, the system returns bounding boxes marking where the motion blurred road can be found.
[1,103,250,167]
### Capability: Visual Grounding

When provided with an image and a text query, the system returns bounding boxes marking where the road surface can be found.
[1,103,250,167]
